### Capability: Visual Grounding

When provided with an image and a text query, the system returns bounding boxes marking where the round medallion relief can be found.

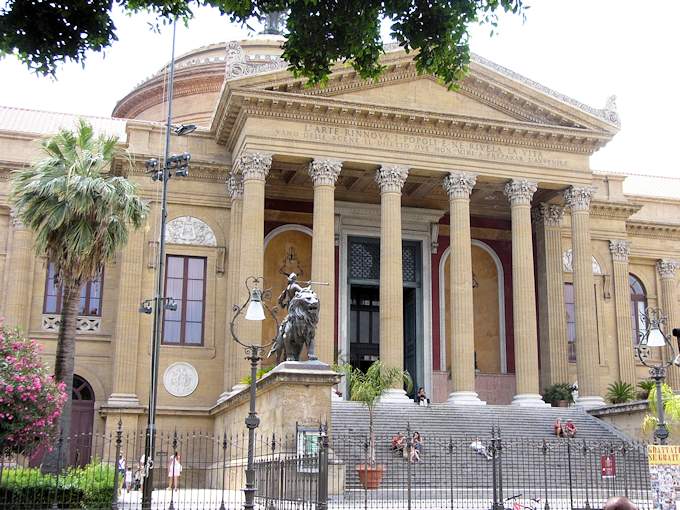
[163,362,199,398]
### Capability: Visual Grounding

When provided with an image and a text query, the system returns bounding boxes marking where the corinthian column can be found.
[504,179,545,406]
[443,172,484,405]
[3,211,34,330]
[565,186,604,408]
[657,259,680,389]
[533,204,569,387]
[235,152,272,349]
[309,158,342,364]
[219,172,245,402]
[375,165,410,401]
[108,228,146,406]
[609,240,637,385]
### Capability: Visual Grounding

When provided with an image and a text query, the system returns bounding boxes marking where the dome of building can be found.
[112,38,286,125]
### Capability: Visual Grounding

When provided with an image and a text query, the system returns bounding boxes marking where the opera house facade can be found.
[1,37,679,433]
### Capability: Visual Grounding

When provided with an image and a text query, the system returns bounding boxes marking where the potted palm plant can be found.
[335,360,411,490]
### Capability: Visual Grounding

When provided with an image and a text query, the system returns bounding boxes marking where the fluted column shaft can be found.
[443,172,483,405]
[504,180,543,406]
[309,159,342,364]
[610,240,636,385]
[658,259,680,389]
[221,173,244,397]
[376,165,409,400]
[109,228,146,405]
[565,186,604,408]
[236,152,272,349]
[534,204,569,387]
[3,213,34,330]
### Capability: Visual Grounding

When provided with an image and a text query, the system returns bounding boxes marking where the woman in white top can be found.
[167,453,182,490]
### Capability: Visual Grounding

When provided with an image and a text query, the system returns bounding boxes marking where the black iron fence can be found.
[0,424,656,510]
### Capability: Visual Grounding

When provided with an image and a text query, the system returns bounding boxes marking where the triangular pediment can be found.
[221,48,619,133]
[328,76,517,122]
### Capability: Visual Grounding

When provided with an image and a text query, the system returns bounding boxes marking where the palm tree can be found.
[11,119,148,471]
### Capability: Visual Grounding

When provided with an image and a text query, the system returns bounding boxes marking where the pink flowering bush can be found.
[0,325,66,455]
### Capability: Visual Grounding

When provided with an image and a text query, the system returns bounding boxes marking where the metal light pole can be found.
[229,276,279,510]
[635,307,680,445]
[140,19,196,510]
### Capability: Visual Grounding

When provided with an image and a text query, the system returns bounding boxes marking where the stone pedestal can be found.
[213,360,341,438]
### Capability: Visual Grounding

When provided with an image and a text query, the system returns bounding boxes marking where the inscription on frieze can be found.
[272,124,574,169]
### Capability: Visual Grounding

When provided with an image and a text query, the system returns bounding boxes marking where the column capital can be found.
[309,158,342,186]
[443,172,477,199]
[531,203,563,227]
[564,186,595,212]
[234,152,272,181]
[9,208,26,230]
[504,178,537,206]
[657,259,680,279]
[226,172,244,199]
[375,165,409,193]
[609,240,630,262]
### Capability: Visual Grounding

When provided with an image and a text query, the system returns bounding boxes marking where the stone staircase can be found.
[330,402,648,493]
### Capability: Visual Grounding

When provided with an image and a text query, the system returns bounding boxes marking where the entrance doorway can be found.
[346,236,423,395]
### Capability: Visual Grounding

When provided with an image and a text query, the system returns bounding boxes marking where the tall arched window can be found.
[630,274,647,345]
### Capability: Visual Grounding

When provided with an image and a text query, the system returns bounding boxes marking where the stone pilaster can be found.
[108,228,146,406]
[235,152,271,351]
[504,179,545,406]
[3,210,34,330]
[443,172,484,405]
[564,186,604,408]
[533,204,569,388]
[609,240,637,385]
[219,172,245,402]
[657,259,680,389]
[309,158,342,364]
[375,165,409,401]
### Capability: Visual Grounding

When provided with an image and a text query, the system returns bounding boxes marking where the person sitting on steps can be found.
[554,418,564,437]
[391,432,406,454]
[470,437,493,460]
[410,431,423,463]
[564,419,577,438]
[416,387,430,407]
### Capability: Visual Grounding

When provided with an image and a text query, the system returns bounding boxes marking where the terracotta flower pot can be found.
[557,399,570,407]
[356,464,385,489]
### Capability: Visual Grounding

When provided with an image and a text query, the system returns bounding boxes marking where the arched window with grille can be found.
[629,274,647,345]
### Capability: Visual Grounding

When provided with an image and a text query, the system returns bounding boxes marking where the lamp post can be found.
[635,307,680,445]
[139,19,197,510]
[229,276,279,510]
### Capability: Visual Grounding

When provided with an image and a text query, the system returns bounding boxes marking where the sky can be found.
[1,0,679,188]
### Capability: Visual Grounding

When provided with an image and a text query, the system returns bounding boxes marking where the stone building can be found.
[1,37,679,434]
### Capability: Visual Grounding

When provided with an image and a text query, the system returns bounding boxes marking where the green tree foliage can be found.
[642,382,680,439]
[0,0,524,86]
[10,119,148,471]
[335,360,411,464]
[605,381,636,404]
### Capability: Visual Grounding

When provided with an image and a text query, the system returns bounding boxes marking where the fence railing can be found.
[0,424,655,510]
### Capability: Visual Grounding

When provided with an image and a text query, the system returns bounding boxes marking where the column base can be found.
[575,395,606,409]
[447,391,486,406]
[512,393,550,407]
[379,388,412,403]
[106,393,141,407]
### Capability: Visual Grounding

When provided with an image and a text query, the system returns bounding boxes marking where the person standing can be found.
[167,453,182,491]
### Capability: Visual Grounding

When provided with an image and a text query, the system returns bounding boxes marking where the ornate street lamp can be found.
[139,20,196,510]
[635,307,680,445]
[230,276,279,510]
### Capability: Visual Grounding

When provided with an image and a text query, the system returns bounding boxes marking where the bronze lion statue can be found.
[269,286,319,362]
